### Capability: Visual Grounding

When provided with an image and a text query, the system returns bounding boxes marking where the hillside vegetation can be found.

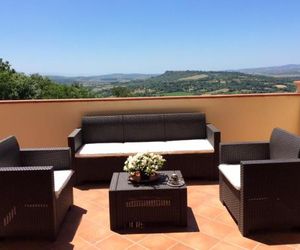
[47,73,156,85]
[0,59,96,100]
[0,59,297,99]
[96,70,296,97]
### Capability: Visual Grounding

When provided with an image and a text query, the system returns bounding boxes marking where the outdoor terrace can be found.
[1,93,300,249]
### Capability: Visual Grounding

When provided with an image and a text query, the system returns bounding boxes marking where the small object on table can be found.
[167,172,185,187]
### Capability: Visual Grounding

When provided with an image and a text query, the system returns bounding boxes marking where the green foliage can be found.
[0,59,96,100]
[95,70,296,97]
[1,59,296,99]
[111,86,132,97]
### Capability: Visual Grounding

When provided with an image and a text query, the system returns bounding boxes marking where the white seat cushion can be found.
[78,143,125,156]
[218,164,241,190]
[54,170,73,198]
[165,139,214,154]
[77,139,214,157]
[124,141,166,154]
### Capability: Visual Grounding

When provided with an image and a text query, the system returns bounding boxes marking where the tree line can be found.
[0,59,96,100]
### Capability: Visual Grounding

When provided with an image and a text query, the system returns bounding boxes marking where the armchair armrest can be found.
[241,158,300,205]
[220,141,269,164]
[0,166,55,199]
[206,124,221,149]
[0,166,55,232]
[68,128,82,155]
[20,148,71,170]
[239,159,300,234]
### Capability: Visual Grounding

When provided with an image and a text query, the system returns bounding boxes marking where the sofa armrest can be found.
[68,128,82,155]
[206,124,220,149]
[20,148,71,170]
[220,142,269,164]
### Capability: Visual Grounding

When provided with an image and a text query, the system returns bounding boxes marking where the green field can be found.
[93,70,297,97]
[162,91,194,96]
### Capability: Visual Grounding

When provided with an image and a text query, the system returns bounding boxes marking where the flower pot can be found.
[129,172,160,183]
[140,172,149,181]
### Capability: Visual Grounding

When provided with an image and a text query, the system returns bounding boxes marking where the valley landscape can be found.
[1,58,299,100]
[47,64,300,97]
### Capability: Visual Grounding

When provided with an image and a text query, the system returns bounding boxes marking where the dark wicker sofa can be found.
[0,136,74,240]
[68,112,220,184]
[219,128,300,236]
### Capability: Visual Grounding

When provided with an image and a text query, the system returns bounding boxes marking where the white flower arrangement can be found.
[124,152,166,176]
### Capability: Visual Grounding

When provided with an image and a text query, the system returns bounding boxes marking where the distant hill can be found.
[46,73,157,85]
[236,64,300,77]
[97,70,296,97]
[45,67,299,97]
[46,65,300,86]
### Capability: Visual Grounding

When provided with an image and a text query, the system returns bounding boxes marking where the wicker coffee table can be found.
[109,170,187,230]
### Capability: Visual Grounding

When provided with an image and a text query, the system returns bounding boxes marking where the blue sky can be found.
[1,0,300,75]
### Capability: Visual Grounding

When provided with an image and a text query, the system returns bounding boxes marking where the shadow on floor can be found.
[185,180,219,186]
[115,207,199,235]
[223,204,300,246]
[249,230,300,246]
[76,182,110,190]
[0,205,87,250]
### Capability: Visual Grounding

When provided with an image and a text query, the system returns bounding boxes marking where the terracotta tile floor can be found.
[2,181,300,249]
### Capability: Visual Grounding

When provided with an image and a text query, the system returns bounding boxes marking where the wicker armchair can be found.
[0,136,74,240]
[219,128,300,236]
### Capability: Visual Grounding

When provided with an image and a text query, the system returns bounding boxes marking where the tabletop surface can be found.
[110,170,186,191]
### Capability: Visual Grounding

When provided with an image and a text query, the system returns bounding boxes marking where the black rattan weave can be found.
[219,128,300,236]
[109,171,187,231]
[68,113,221,184]
[0,136,74,240]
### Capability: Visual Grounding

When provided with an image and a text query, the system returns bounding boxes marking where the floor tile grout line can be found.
[146,233,188,248]
[211,213,238,228]
[196,214,237,230]
[124,242,150,250]
[163,232,220,250]
[163,228,258,250]
[77,235,101,249]
[221,237,257,250]
[83,216,110,228]
[192,210,227,222]
[209,240,247,250]
[163,223,236,243]
[207,241,221,250]
[124,235,149,245]
[166,241,183,250]
[122,232,154,245]
[93,232,120,246]
[171,241,200,250]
